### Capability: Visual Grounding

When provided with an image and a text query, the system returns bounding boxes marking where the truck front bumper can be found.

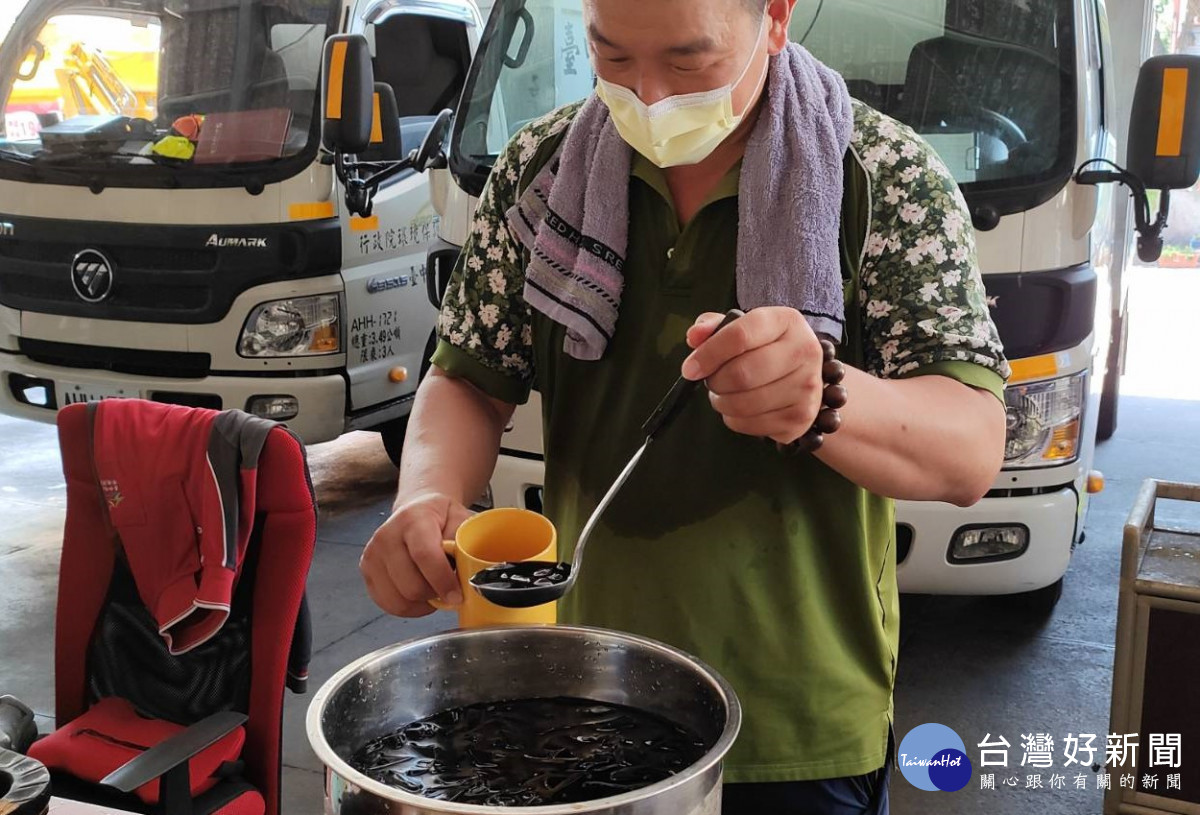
[1,352,348,444]
[895,486,1080,595]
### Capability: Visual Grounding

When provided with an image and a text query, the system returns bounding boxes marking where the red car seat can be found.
[28,401,316,815]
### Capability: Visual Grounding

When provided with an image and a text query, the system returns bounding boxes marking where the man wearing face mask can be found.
[360,0,1009,812]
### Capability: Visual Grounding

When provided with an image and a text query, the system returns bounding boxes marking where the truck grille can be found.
[0,247,215,313]
[19,338,211,379]
[0,215,341,324]
[0,242,212,271]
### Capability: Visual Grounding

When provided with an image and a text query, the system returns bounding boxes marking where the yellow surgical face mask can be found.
[593,14,769,168]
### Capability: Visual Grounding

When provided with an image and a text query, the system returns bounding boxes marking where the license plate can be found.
[59,382,136,405]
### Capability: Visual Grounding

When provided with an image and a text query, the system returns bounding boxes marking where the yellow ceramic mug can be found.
[431,507,558,627]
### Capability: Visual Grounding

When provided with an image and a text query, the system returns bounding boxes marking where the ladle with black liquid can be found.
[471,308,745,609]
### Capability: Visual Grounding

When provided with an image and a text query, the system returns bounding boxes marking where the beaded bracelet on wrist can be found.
[774,338,847,455]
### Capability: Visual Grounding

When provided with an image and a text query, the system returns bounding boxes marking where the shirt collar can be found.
[630,151,743,210]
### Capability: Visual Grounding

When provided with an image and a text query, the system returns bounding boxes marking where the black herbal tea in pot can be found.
[351,696,710,806]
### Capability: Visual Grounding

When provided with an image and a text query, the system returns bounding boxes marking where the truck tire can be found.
[380,417,408,469]
[1097,312,1124,441]
[379,330,438,468]
[1009,577,1064,617]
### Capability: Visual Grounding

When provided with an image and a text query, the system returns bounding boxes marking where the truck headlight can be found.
[1004,372,1085,468]
[239,295,340,357]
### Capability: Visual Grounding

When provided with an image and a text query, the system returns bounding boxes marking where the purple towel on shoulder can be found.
[506,43,853,361]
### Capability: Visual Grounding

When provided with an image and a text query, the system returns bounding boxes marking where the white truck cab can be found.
[0,0,481,463]
[429,0,1190,610]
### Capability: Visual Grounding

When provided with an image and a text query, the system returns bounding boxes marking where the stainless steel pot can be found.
[306,625,741,815]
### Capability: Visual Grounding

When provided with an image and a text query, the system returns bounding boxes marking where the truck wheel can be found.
[1010,577,1064,617]
[378,331,438,468]
[1097,313,1124,441]
[380,417,409,469]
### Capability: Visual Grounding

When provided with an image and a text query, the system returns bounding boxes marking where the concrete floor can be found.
[1,265,1198,814]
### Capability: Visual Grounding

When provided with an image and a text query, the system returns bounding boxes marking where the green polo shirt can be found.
[430,100,1008,783]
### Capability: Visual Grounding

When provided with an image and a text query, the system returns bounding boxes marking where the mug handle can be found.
[428,540,459,611]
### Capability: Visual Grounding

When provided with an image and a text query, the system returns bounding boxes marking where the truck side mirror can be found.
[321,34,374,155]
[414,108,454,172]
[1127,55,1200,191]
[370,83,404,161]
[1076,54,1200,263]
[322,36,443,217]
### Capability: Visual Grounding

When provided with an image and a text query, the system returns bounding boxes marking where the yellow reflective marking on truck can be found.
[350,215,380,231]
[1157,67,1188,158]
[1008,354,1059,383]
[289,202,335,220]
[370,93,384,144]
[326,40,348,120]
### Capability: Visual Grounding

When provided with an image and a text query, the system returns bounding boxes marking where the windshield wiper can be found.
[0,148,35,163]
[0,145,269,193]
[0,147,107,185]
[29,147,159,164]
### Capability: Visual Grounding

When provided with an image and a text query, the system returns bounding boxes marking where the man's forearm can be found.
[816,368,1006,506]
[395,369,511,510]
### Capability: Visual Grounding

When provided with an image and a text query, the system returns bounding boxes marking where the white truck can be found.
[427,0,1192,610]
[0,0,483,464]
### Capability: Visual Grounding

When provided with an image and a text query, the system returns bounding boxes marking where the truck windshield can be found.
[451,0,1077,214]
[0,0,341,189]
[0,7,21,44]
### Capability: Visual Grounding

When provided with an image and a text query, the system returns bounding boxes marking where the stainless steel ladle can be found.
[470,309,745,608]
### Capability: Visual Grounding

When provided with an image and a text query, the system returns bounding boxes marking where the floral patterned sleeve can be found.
[429,115,561,404]
[852,107,1011,397]
[431,107,577,404]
